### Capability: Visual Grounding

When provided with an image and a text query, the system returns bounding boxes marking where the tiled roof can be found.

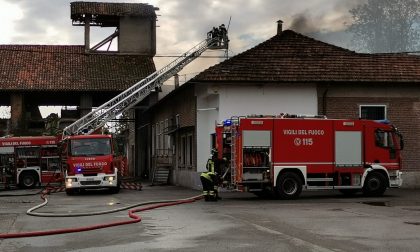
[0,45,156,91]
[194,30,420,83]
[71,2,157,20]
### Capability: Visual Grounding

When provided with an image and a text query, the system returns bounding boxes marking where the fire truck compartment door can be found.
[242,130,271,147]
[335,131,362,166]
[0,147,14,154]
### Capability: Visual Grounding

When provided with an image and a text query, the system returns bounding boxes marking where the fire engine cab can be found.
[61,134,121,195]
[215,115,404,199]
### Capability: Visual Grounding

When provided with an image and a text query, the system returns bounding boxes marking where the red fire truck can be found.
[215,115,404,199]
[0,136,62,189]
[61,134,121,195]
[0,135,123,194]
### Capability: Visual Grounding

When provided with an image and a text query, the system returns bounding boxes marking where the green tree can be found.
[347,0,420,53]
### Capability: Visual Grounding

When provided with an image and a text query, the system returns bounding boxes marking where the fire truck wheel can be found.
[19,172,39,189]
[276,172,302,200]
[362,171,387,197]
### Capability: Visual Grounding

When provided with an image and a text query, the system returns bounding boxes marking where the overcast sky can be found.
[0,0,363,71]
[0,0,363,117]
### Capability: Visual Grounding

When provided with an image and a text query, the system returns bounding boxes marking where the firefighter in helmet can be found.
[4,159,13,190]
[200,148,221,201]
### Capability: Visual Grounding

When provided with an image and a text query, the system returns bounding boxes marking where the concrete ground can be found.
[1,185,420,252]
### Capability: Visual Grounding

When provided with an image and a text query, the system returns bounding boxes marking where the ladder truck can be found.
[214,115,403,199]
[61,27,228,195]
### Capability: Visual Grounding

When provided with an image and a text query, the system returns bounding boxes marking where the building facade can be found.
[144,26,420,188]
[0,2,158,177]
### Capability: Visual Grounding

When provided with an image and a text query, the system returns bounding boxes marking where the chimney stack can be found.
[277,20,283,35]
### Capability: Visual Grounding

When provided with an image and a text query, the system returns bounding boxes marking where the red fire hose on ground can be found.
[0,187,203,239]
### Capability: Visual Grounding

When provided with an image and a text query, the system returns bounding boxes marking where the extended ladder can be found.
[63,31,227,136]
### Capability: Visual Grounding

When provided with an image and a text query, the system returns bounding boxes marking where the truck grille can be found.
[80,181,101,186]
[83,168,102,174]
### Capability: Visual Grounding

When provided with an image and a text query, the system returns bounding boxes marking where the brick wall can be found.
[150,85,197,174]
[152,86,195,128]
[10,93,24,134]
[320,96,420,172]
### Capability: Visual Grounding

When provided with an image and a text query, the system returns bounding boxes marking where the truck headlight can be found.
[67,178,78,183]
[104,176,115,181]
[66,178,77,187]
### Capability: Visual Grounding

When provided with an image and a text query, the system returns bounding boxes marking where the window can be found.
[187,134,193,166]
[181,135,187,167]
[165,119,170,150]
[155,123,159,151]
[175,114,180,128]
[70,138,111,156]
[375,130,394,148]
[41,157,60,171]
[151,125,155,156]
[160,121,164,151]
[360,105,386,120]
[179,133,193,168]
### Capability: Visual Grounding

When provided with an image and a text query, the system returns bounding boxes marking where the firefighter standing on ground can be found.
[200,149,221,201]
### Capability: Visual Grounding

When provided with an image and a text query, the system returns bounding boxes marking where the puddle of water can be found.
[402,208,420,212]
[107,202,121,206]
[404,221,420,226]
[0,200,35,204]
[361,201,391,207]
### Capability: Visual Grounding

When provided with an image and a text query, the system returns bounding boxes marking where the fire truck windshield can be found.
[70,138,111,156]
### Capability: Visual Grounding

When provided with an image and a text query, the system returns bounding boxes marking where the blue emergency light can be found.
[223,119,232,126]
[375,119,390,125]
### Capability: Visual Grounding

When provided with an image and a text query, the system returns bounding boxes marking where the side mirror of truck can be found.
[399,138,404,150]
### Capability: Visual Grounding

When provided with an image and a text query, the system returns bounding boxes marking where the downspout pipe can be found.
[322,88,329,116]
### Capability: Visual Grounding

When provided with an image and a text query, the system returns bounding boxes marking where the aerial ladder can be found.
[62,28,228,136]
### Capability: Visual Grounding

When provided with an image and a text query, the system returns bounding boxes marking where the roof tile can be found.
[71,1,157,19]
[0,45,155,91]
[194,30,420,83]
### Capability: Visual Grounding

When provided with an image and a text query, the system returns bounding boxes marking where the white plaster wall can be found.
[175,169,202,190]
[218,84,317,121]
[195,83,317,176]
[196,85,219,173]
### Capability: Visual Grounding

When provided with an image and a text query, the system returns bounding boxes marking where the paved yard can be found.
[1,186,420,252]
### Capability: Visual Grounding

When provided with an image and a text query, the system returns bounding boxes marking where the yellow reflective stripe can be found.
[207,160,215,173]
[200,172,213,181]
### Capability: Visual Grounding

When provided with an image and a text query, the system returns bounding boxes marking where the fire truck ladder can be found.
[230,132,237,187]
[229,117,240,188]
[62,33,226,136]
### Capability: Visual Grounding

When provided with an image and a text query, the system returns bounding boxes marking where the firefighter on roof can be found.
[219,24,228,46]
[200,149,221,201]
